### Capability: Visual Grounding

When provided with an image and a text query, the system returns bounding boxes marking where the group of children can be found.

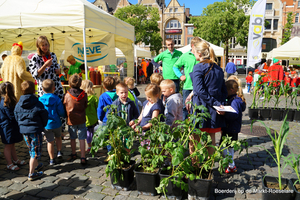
[246,69,299,93]
[0,69,247,182]
[0,74,100,180]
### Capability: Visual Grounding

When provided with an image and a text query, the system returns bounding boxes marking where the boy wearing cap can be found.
[246,71,253,93]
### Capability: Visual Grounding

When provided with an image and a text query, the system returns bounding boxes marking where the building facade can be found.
[92,0,192,52]
[282,0,300,38]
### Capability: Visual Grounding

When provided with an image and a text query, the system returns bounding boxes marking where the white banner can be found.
[247,0,266,67]
[64,34,116,66]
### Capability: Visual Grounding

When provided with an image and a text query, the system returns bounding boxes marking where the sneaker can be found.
[28,171,44,181]
[49,159,55,166]
[57,151,63,158]
[35,163,43,171]
[225,166,237,174]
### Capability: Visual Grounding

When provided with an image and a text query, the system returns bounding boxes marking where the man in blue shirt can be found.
[225,59,236,78]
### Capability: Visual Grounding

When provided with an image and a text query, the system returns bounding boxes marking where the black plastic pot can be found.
[110,160,135,189]
[294,110,300,122]
[271,109,283,121]
[282,109,295,122]
[291,178,300,200]
[262,176,294,200]
[134,165,160,196]
[188,177,212,199]
[260,108,271,120]
[159,169,183,199]
[248,107,259,120]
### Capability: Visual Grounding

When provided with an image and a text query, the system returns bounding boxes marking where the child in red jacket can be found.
[245,71,253,93]
[284,72,291,86]
[291,71,298,88]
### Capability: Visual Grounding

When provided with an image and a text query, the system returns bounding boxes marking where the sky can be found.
[86,0,222,16]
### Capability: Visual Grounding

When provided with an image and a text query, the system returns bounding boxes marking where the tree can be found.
[189,0,254,66]
[114,4,163,55]
[281,12,294,45]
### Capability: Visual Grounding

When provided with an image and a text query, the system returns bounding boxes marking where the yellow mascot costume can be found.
[1,42,35,100]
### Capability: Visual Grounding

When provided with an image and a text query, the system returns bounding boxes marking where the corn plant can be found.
[253,115,289,190]
[281,81,292,110]
[283,153,300,185]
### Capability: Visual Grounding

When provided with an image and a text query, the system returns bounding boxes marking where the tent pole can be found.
[82,28,88,80]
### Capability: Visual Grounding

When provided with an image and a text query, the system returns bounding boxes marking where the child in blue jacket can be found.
[14,81,48,181]
[97,76,118,153]
[220,79,246,173]
[39,79,66,165]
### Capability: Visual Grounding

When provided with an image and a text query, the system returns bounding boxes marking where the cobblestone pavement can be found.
[0,80,299,200]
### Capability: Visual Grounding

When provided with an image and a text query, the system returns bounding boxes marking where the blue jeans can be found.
[247,83,251,93]
[172,79,180,93]
[182,89,192,120]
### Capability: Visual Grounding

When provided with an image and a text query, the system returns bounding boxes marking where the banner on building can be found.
[64,34,116,66]
[246,0,266,67]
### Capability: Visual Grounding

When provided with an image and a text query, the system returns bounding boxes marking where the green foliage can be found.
[189,0,254,64]
[262,82,273,109]
[281,81,292,109]
[272,81,284,109]
[253,115,290,190]
[283,153,300,184]
[137,115,172,173]
[292,85,300,111]
[90,105,136,183]
[156,103,248,196]
[281,12,294,45]
[251,75,264,109]
[114,4,163,55]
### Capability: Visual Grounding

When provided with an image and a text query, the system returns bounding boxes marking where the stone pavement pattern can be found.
[0,82,299,200]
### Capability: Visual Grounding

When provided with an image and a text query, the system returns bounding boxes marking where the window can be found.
[296,13,299,23]
[174,8,178,12]
[266,3,272,10]
[187,27,194,35]
[265,19,272,30]
[166,35,181,45]
[187,37,193,44]
[273,19,278,30]
[166,20,181,29]
[298,1,300,7]
[169,8,172,12]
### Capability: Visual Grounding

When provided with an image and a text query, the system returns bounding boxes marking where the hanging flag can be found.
[247,0,267,68]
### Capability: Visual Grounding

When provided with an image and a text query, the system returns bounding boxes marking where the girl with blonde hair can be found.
[81,80,98,152]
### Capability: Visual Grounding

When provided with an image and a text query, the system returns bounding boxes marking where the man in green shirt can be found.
[123,61,127,69]
[109,64,117,72]
[153,38,182,93]
[67,55,82,80]
[173,37,201,119]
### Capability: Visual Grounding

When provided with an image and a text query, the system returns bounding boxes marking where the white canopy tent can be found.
[116,45,151,58]
[272,37,300,59]
[0,0,135,78]
[176,42,224,57]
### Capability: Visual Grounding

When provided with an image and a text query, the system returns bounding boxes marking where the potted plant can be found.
[293,85,300,122]
[156,104,248,199]
[282,82,294,121]
[271,81,284,121]
[254,115,294,200]
[91,105,136,189]
[283,153,300,199]
[249,76,264,119]
[134,115,172,196]
[260,82,273,120]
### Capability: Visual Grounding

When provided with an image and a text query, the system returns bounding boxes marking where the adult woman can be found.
[28,36,63,98]
[188,41,227,155]
[28,36,65,131]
